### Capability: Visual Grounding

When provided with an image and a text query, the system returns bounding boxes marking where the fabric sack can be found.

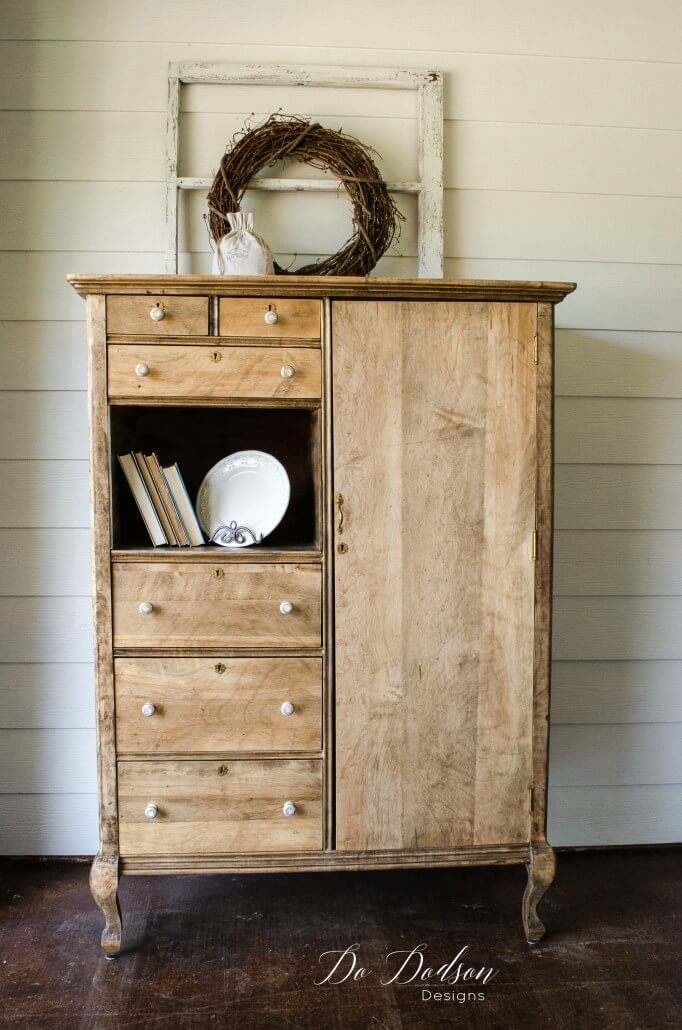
[211,211,274,276]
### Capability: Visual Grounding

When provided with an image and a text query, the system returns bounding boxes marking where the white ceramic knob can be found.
[280,700,295,717]
[138,601,153,615]
[135,362,150,378]
[280,364,295,379]
[282,801,296,817]
[141,702,156,718]
[150,304,165,321]
[264,309,279,325]
[144,803,158,820]
[279,600,294,615]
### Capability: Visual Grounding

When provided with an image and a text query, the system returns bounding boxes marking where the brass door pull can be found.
[335,493,345,535]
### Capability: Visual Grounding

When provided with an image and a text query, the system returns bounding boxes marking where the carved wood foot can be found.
[522,842,556,943]
[90,847,122,958]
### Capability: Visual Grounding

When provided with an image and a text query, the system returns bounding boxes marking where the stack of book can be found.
[118,453,205,547]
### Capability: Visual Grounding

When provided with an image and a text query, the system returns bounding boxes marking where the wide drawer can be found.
[107,344,321,400]
[107,295,209,336]
[219,298,320,339]
[118,758,322,855]
[112,562,322,649]
[115,656,322,753]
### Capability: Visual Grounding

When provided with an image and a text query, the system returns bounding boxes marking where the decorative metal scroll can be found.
[210,521,262,546]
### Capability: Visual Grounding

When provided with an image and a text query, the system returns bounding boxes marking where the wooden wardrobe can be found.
[68,274,575,956]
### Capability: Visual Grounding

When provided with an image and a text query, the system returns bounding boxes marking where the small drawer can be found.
[118,758,322,855]
[219,298,321,339]
[112,562,322,650]
[107,295,209,336]
[107,345,321,400]
[115,656,322,754]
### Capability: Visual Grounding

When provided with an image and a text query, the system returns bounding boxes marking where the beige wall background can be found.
[1,0,681,852]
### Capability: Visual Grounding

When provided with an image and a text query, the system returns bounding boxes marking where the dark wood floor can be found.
[0,849,680,1029]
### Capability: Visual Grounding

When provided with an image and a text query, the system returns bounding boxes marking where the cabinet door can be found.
[333,301,537,851]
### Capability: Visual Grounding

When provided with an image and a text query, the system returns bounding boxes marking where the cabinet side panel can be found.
[333,301,491,851]
[532,303,555,844]
[473,303,537,844]
[88,294,118,847]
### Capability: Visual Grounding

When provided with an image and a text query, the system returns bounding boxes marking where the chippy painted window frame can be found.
[165,62,444,277]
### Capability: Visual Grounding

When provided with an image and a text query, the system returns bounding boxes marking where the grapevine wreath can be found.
[206,113,402,276]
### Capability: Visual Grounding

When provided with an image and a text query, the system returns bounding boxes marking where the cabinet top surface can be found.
[67,274,575,304]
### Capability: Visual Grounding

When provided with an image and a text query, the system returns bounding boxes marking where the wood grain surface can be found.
[333,301,536,851]
[219,297,321,338]
[114,656,322,754]
[118,758,322,855]
[112,562,322,649]
[106,294,208,335]
[107,344,321,400]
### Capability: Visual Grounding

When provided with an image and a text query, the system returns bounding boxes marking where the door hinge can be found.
[533,335,538,364]
[529,786,534,812]
[531,529,538,561]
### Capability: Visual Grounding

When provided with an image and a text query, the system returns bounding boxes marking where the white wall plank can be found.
[0,182,163,252]
[0,664,94,728]
[5,111,681,199]
[2,0,680,62]
[0,529,91,595]
[451,121,682,197]
[0,322,86,390]
[549,723,682,787]
[0,597,93,662]
[3,183,680,268]
[554,531,682,596]
[0,793,98,855]
[0,728,96,793]
[551,661,682,725]
[0,461,89,528]
[447,191,682,265]
[557,398,682,465]
[0,392,87,460]
[548,784,682,846]
[556,330,682,398]
[556,466,682,530]
[3,41,682,131]
[0,111,164,181]
[554,596,682,661]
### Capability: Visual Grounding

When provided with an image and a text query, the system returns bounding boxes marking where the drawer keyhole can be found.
[214,663,226,674]
[217,764,229,776]
[212,568,225,579]
[210,350,222,363]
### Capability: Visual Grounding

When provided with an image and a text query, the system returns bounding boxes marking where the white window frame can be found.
[165,62,444,277]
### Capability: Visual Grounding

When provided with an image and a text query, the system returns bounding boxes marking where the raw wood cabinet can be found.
[68,273,575,957]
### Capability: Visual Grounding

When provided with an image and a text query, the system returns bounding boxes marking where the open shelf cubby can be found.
[109,406,322,553]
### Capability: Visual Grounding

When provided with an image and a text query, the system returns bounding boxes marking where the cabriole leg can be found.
[90,846,122,958]
[522,842,556,943]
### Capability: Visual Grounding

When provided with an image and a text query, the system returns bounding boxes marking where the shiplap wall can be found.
[1,0,681,853]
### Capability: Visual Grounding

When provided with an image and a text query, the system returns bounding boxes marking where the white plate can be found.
[196,450,290,548]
